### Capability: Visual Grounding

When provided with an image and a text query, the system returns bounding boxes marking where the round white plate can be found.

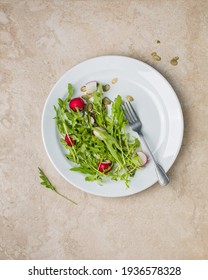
[42,55,183,197]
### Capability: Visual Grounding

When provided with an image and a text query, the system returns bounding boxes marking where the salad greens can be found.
[54,82,144,187]
[38,167,77,205]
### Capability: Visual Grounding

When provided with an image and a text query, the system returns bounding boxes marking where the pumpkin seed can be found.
[170,56,179,66]
[111,78,118,84]
[126,95,134,102]
[86,93,92,98]
[103,84,110,92]
[82,95,90,100]
[84,104,88,111]
[80,85,86,92]
[87,103,93,112]
[102,97,112,105]
[151,52,161,61]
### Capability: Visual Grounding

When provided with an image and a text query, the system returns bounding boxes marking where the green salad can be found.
[54,81,147,187]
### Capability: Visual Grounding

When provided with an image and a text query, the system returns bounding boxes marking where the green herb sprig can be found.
[38,167,77,205]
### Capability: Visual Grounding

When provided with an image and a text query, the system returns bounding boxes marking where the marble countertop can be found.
[1,0,208,259]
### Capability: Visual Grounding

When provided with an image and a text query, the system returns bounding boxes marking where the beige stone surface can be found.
[0,0,208,260]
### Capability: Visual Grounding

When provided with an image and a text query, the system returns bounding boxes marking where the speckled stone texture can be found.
[0,0,208,260]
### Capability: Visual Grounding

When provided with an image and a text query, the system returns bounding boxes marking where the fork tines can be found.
[122,101,139,124]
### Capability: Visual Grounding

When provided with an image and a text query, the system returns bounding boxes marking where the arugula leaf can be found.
[38,167,77,205]
[93,127,123,166]
[68,83,73,100]
[91,85,108,128]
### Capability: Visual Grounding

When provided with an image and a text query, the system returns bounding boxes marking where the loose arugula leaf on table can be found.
[38,167,77,205]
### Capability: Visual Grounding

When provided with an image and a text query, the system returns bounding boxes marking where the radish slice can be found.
[98,161,112,173]
[137,151,148,166]
[90,116,95,124]
[86,81,97,93]
[65,135,75,146]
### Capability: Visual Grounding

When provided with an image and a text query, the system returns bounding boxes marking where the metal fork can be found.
[122,102,170,186]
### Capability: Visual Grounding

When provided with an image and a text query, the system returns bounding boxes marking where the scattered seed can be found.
[151,52,161,61]
[103,84,110,92]
[170,56,179,66]
[156,40,161,44]
[81,95,89,100]
[82,94,92,100]
[111,78,118,84]
[80,85,86,92]
[84,104,88,111]
[102,97,112,105]
[126,95,134,102]
[86,93,92,98]
[87,103,93,112]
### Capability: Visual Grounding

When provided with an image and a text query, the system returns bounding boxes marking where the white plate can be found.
[42,55,183,197]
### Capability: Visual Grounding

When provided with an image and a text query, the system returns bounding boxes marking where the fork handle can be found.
[140,133,170,186]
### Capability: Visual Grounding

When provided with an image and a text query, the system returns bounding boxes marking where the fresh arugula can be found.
[38,167,77,205]
[53,83,143,187]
